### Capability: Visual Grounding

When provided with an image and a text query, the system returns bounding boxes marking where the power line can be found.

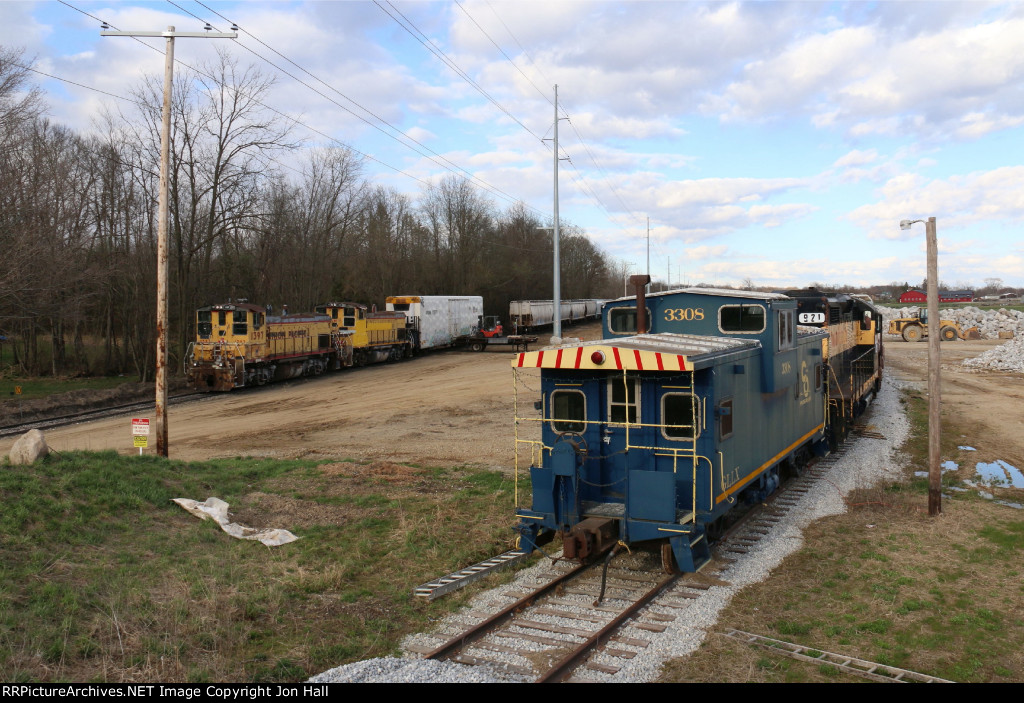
[185,1,535,212]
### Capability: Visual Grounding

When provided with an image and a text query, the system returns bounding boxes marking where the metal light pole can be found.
[103,24,237,457]
[900,217,941,516]
[552,85,562,340]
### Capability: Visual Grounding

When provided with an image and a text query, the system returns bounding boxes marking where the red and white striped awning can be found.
[513,333,757,372]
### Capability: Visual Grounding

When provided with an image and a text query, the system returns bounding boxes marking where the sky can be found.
[3,0,1024,290]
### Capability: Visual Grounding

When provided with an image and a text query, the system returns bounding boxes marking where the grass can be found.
[0,452,529,682]
[658,389,1024,683]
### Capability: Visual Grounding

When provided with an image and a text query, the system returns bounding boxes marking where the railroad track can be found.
[0,392,203,440]
[408,444,852,682]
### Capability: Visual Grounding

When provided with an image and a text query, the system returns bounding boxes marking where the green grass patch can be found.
[0,451,528,682]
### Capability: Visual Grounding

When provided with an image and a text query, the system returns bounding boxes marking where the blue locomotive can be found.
[511,287,882,573]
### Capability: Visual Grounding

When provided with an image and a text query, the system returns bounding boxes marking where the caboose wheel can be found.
[661,541,676,574]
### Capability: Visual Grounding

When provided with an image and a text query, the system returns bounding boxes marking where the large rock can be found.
[9,429,49,465]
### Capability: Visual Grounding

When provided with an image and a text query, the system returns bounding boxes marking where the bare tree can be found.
[124,50,297,356]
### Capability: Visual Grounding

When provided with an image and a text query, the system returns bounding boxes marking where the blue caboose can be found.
[512,290,829,573]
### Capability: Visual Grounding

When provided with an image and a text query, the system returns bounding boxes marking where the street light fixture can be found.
[900,216,941,516]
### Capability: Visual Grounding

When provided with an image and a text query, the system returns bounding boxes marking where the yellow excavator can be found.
[888,308,973,342]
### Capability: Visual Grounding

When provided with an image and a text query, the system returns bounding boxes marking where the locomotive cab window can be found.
[218,311,227,327]
[662,393,699,439]
[197,311,212,338]
[609,307,652,335]
[551,390,586,433]
[232,311,248,336]
[608,376,639,424]
[343,308,356,327]
[719,304,765,334]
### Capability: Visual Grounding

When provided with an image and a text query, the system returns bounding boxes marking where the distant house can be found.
[899,289,973,303]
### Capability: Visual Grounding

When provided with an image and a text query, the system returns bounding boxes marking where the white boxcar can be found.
[385,295,483,350]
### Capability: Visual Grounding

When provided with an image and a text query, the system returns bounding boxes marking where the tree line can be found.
[0,48,623,380]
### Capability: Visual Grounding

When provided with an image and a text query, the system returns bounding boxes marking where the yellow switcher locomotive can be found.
[186,301,410,392]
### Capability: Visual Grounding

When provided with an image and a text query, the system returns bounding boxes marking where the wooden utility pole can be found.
[901,216,942,516]
[925,217,941,516]
[102,24,237,457]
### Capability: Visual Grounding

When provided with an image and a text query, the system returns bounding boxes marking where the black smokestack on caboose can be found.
[630,274,652,333]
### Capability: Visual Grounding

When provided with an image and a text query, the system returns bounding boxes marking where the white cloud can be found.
[834,149,878,168]
[850,166,1024,241]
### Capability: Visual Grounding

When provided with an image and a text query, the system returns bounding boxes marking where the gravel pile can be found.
[878,305,1024,339]
[310,378,909,683]
[962,336,1024,373]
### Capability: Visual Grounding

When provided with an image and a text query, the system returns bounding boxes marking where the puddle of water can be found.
[941,460,958,472]
[974,460,1024,488]
[995,500,1024,510]
[958,446,976,451]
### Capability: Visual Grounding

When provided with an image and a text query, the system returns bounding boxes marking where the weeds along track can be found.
[409,445,850,683]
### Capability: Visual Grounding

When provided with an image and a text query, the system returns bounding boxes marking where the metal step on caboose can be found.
[413,548,532,601]
[720,629,953,683]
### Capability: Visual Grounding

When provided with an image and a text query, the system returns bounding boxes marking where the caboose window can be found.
[551,390,586,433]
[662,393,698,439]
[778,309,795,350]
[232,311,248,335]
[718,398,734,440]
[608,307,651,335]
[608,376,639,424]
[719,304,765,333]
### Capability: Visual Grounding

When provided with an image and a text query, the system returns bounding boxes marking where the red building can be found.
[899,289,973,303]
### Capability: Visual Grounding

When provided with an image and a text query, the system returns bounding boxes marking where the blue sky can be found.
[4,1,1024,289]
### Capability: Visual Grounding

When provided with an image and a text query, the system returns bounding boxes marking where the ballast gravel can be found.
[310,376,909,683]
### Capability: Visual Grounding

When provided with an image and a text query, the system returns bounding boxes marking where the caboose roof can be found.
[606,287,790,304]
[513,333,759,372]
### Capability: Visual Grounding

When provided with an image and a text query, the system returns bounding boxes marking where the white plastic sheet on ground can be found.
[172,497,299,546]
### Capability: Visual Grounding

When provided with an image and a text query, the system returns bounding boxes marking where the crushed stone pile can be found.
[877,305,1024,340]
[962,336,1024,373]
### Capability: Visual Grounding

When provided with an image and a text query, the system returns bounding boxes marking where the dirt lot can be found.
[883,338,1024,471]
[2,330,1022,476]
[0,327,595,468]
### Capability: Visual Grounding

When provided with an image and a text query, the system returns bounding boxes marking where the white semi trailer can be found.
[385,295,484,351]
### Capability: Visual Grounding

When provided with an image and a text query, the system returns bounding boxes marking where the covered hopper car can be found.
[509,299,605,332]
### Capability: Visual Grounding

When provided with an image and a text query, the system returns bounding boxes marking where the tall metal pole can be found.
[926,217,942,516]
[646,216,650,291]
[102,24,237,458]
[552,85,562,340]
